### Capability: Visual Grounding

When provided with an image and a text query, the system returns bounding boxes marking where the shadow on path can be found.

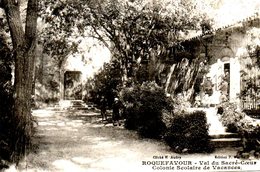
[5,109,239,172]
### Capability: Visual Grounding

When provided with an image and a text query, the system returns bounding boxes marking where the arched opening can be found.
[64,71,82,100]
[219,62,230,101]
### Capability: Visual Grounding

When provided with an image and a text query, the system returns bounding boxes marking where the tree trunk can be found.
[2,0,38,161]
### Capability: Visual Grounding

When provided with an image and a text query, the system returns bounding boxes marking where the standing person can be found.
[100,96,107,121]
[220,80,229,102]
[112,97,121,126]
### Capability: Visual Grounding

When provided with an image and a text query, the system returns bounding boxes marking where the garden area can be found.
[1,0,260,171]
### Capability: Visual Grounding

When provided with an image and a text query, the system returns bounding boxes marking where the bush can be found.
[164,111,212,153]
[87,60,123,109]
[120,81,172,139]
[235,120,260,159]
[219,102,260,158]
[172,93,191,115]
[218,102,245,132]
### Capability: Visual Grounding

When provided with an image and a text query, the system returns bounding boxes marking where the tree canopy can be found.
[39,0,211,77]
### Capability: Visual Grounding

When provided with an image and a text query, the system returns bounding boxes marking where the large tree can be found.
[0,0,38,161]
[40,0,210,80]
[36,0,214,106]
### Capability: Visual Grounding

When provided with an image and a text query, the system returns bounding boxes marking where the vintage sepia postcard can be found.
[1,0,260,171]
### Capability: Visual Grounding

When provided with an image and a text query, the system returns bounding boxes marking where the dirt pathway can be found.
[6,109,238,172]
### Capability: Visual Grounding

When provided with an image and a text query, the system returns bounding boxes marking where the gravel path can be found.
[5,109,239,172]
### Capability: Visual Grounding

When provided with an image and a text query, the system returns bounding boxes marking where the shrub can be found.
[171,93,191,115]
[164,111,212,153]
[218,102,245,133]
[87,60,123,109]
[120,81,172,139]
[218,102,260,158]
[235,120,260,159]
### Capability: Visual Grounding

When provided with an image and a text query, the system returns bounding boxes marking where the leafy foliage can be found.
[219,102,260,159]
[120,81,172,139]
[87,60,123,109]
[218,102,245,133]
[171,93,191,115]
[0,35,13,168]
[164,111,212,153]
[38,0,85,74]
[235,121,260,159]
[39,0,210,80]
[86,0,209,78]
[239,27,260,109]
[240,63,260,109]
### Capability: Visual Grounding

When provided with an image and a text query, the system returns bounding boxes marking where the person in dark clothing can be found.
[112,97,121,126]
[100,96,107,121]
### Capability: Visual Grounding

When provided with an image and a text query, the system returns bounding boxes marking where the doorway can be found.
[64,71,82,100]
[223,63,230,98]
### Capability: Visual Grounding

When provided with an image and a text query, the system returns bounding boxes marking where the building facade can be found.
[160,14,260,109]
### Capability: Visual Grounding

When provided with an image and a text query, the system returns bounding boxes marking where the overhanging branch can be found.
[90,25,111,50]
